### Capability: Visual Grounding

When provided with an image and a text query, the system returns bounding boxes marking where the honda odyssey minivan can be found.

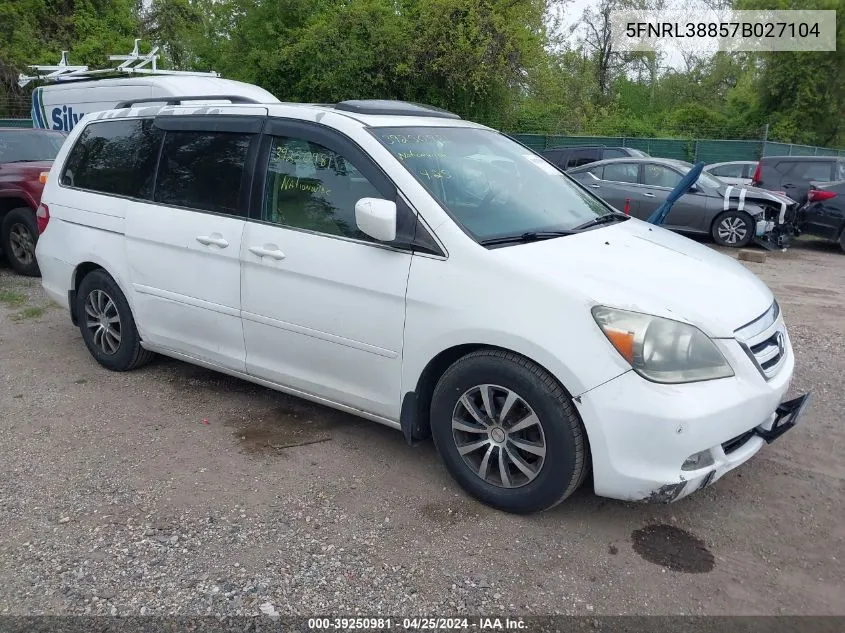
[35,98,810,513]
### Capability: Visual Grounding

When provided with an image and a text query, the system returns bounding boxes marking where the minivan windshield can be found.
[0,130,66,163]
[372,126,616,243]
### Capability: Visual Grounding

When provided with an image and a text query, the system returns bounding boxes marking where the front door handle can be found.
[196,235,229,248]
[643,192,656,198]
[249,245,286,260]
[589,184,601,189]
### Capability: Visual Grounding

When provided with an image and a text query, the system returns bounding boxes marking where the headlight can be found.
[592,306,734,384]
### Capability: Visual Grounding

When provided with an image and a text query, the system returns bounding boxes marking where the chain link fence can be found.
[511,134,845,162]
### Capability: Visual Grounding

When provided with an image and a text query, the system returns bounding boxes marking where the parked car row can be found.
[566,157,797,248]
[535,147,845,251]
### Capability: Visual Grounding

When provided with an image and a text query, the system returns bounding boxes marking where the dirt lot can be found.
[0,238,843,617]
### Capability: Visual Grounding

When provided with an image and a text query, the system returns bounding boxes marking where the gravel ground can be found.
[0,238,843,616]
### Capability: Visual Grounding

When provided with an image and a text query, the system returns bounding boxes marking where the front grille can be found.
[735,301,787,380]
[722,430,756,454]
[749,331,785,377]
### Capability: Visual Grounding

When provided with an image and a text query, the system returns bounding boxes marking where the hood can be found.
[492,218,774,338]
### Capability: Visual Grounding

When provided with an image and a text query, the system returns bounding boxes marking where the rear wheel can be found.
[1,207,40,276]
[76,269,153,371]
[430,349,588,514]
[711,211,754,248]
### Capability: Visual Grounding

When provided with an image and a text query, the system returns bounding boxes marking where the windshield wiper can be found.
[573,213,628,231]
[7,159,44,163]
[480,230,575,247]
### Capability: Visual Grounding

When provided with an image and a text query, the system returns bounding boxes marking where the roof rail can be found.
[18,39,220,88]
[114,95,263,109]
[333,100,461,119]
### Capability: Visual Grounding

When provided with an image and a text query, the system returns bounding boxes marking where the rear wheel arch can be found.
[70,262,135,325]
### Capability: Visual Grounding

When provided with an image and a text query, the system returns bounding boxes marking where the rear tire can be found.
[711,210,754,248]
[430,349,588,514]
[1,207,40,276]
[76,269,154,371]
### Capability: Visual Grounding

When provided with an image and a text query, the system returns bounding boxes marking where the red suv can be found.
[0,127,67,275]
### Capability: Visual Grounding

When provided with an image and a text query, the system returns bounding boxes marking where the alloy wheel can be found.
[717,216,748,244]
[451,384,546,488]
[84,289,122,355]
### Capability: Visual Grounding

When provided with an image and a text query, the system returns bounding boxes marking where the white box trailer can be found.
[20,41,280,133]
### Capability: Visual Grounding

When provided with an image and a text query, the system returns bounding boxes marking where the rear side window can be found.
[602,149,627,159]
[155,131,251,215]
[61,119,162,198]
[603,162,639,183]
[710,163,745,178]
[567,149,599,169]
[796,161,834,182]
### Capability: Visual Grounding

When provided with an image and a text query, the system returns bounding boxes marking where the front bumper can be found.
[574,328,807,503]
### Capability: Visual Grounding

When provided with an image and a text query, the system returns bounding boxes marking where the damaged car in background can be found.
[567,157,797,250]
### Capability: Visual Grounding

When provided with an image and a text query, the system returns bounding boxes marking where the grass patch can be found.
[12,306,44,321]
[0,290,27,308]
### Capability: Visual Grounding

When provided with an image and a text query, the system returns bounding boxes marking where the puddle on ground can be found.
[631,524,715,573]
[227,402,349,455]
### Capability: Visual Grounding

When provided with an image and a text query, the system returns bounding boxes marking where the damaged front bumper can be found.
[573,330,802,504]
[644,392,811,503]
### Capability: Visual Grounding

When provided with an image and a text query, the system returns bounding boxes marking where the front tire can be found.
[712,211,754,248]
[1,207,40,276]
[430,349,588,514]
[76,269,153,371]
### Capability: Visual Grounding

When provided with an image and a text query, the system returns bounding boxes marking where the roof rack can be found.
[114,95,262,109]
[333,100,461,119]
[18,39,220,88]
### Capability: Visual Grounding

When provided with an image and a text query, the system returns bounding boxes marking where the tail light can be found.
[751,162,762,185]
[36,203,50,234]
[808,189,837,202]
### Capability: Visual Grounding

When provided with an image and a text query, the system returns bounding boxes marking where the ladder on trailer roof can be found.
[18,39,220,88]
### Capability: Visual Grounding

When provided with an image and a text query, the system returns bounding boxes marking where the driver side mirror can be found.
[355,198,397,242]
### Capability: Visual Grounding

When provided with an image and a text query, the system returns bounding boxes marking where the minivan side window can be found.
[155,131,251,216]
[61,119,162,198]
[261,135,383,242]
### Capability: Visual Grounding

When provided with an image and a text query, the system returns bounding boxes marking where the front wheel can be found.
[1,207,40,276]
[712,211,754,248]
[430,350,588,514]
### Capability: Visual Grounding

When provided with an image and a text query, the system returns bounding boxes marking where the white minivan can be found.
[35,98,811,513]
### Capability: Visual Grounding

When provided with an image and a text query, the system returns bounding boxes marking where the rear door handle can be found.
[589,184,601,189]
[643,192,656,198]
[196,235,229,248]
[249,245,286,260]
